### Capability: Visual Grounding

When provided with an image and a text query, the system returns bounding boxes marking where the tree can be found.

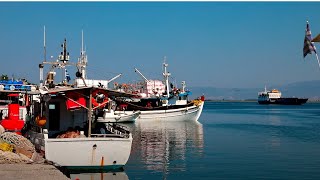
[0,74,8,81]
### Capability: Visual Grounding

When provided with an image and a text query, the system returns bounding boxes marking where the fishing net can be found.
[0,140,14,152]
[0,125,5,135]
[0,132,35,151]
[0,132,36,162]
[0,150,31,164]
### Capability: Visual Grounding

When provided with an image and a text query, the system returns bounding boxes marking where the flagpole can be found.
[315,53,320,69]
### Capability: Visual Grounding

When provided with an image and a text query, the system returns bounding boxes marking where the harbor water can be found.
[71,102,320,179]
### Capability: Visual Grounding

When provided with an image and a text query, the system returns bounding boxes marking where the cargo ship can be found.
[258,87,308,105]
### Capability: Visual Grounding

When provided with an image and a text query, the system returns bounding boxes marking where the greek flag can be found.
[303,21,317,57]
[65,69,71,82]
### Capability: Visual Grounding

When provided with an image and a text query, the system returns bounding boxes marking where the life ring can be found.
[92,89,108,109]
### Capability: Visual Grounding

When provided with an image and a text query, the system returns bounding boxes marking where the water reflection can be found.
[267,114,282,147]
[66,121,204,179]
[126,120,204,173]
[69,171,128,180]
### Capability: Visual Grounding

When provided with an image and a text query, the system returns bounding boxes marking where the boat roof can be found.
[0,86,140,98]
[0,90,39,95]
[41,86,140,98]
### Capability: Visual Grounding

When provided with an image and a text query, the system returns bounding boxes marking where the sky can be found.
[1,2,320,88]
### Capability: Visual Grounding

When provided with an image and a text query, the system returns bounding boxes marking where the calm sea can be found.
[70,102,320,180]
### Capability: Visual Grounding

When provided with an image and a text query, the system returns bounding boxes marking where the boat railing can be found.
[104,123,130,138]
[91,133,129,138]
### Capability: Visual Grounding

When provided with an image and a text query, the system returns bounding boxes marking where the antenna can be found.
[82,30,84,53]
[79,30,88,79]
[44,26,46,62]
[162,56,171,98]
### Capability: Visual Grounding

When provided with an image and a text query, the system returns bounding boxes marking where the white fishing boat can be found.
[24,35,135,170]
[25,87,135,170]
[113,59,205,121]
[129,103,203,121]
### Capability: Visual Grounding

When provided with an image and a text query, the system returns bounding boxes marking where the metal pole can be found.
[44,26,46,62]
[315,53,320,69]
[39,64,44,87]
[88,88,92,137]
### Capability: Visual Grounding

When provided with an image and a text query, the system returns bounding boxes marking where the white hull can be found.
[27,131,132,170]
[120,102,204,121]
[98,111,140,123]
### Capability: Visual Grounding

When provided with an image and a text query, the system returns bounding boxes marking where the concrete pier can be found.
[0,164,69,180]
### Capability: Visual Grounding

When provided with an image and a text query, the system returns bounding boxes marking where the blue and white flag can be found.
[303,21,317,57]
[65,69,71,82]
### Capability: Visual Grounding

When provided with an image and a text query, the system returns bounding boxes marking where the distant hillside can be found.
[188,80,320,101]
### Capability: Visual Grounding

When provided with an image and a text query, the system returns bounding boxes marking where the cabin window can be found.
[49,103,60,131]
[180,96,187,100]
[49,104,55,109]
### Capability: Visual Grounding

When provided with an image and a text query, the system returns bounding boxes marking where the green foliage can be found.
[0,74,8,80]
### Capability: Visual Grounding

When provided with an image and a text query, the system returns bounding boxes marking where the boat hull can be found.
[98,111,140,123]
[45,136,132,168]
[258,98,308,105]
[27,130,132,169]
[119,102,204,121]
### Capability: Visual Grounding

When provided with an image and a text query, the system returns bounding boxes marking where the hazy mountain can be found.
[188,80,320,101]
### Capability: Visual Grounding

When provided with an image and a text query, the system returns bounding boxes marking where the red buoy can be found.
[0,94,25,134]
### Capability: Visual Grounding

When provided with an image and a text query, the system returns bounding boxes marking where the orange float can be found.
[35,115,47,127]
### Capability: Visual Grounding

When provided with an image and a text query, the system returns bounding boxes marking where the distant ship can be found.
[258,87,308,105]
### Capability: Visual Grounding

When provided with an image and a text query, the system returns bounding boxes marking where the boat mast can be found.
[163,56,171,98]
[39,26,46,87]
[78,30,88,79]
[44,26,46,62]
[59,38,70,63]
[88,88,93,137]
[181,81,186,93]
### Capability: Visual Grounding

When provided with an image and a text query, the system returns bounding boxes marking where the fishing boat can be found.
[69,34,204,122]
[258,87,308,105]
[113,59,205,121]
[25,87,134,170]
[24,35,135,170]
